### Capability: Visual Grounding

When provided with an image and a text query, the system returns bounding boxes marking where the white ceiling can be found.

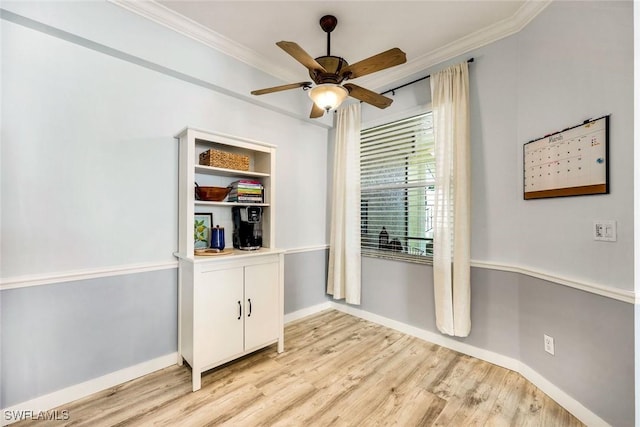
[114,0,551,90]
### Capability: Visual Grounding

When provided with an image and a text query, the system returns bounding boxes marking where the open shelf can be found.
[194,201,270,207]
[195,165,270,178]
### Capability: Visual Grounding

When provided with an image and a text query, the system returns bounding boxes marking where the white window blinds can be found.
[360,112,435,262]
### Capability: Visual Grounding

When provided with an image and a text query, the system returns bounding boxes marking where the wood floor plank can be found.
[219,376,317,427]
[293,328,407,387]
[12,310,585,427]
[18,366,192,427]
[273,317,377,368]
[279,310,355,352]
[251,331,417,426]
[510,378,583,427]
[360,386,446,426]
[361,339,448,426]
[430,360,511,426]
[483,370,529,427]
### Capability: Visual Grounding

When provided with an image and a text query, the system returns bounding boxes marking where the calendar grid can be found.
[523,116,609,200]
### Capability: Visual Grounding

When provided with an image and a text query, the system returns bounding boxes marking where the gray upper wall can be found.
[1,1,330,280]
[363,1,634,291]
[513,1,633,290]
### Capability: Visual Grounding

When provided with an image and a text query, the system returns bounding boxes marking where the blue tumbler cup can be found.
[210,225,225,250]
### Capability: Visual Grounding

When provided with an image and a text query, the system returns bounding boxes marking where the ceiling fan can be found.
[251,15,407,119]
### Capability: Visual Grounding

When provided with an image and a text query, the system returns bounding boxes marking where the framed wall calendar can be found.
[523,115,609,200]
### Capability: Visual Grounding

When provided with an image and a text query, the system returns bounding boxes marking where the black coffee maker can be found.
[232,206,263,250]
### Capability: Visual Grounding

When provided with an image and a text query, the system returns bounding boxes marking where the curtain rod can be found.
[380,57,474,97]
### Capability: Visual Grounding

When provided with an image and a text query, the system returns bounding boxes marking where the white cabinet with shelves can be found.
[174,127,284,391]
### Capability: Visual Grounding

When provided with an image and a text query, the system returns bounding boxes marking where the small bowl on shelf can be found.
[195,184,231,202]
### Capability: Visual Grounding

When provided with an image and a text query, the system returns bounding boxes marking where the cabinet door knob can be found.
[237,300,242,320]
[248,298,252,317]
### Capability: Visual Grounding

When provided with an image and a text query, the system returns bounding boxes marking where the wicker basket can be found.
[199,149,249,171]
[195,184,231,202]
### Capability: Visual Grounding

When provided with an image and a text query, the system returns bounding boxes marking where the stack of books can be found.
[227,180,264,203]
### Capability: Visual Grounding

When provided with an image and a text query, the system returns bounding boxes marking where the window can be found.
[360,112,434,262]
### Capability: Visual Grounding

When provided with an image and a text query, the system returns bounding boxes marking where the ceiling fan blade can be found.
[310,102,325,119]
[276,41,327,73]
[343,83,393,109]
[341,48,407,80]
[251,81,312,96]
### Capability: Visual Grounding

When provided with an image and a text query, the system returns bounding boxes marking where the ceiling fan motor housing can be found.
[311,56,349,84]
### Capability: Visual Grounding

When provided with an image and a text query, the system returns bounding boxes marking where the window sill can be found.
[361,249,433,266]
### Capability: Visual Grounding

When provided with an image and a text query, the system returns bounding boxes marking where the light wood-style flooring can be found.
[15,310,584,426]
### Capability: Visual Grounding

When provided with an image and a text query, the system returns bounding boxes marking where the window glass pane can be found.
[360,112,434,262]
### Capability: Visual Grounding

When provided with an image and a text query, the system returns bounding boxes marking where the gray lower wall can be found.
[0,269,178,408]
[329,256,634,427]
[283,250,330,314]
[518,275,634,427]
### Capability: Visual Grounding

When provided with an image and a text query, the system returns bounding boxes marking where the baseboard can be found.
[284,301,332,324]
[1,352,178,426]
[327,302,609,427]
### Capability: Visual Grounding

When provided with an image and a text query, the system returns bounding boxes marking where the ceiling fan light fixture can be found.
[308,84,348,111]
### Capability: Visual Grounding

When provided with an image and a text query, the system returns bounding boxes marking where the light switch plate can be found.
[594,220,616,242]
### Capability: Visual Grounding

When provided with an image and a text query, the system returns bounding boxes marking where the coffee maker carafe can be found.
[232,206,263,250]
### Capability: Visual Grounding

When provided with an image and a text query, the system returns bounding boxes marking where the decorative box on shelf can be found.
[199,148,249,171]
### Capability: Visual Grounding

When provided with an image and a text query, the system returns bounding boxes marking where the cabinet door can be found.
[196,267,244,367]
[244,262,279,351]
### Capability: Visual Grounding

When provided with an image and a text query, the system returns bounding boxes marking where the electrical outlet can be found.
[544,334,555,355]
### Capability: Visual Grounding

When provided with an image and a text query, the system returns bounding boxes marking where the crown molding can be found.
[355,0,552,90]
[110,0,551,91]
[108,0,302,83]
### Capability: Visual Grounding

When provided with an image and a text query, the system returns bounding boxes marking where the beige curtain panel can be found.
[327,103,362,305]
[431,62,471,337]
